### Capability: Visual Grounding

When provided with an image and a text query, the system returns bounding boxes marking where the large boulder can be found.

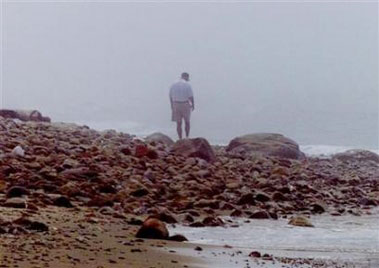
[171,138,216,162]
[0,109,51,122]
[226,133,305,160]
[332,150,379,163]
[145,132,174,147]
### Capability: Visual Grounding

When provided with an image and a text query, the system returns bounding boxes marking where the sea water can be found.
[169,210,379,267]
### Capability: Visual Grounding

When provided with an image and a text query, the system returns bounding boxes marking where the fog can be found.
[1,2,378,148]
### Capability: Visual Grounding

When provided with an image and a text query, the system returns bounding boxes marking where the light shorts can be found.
[172,102,191,123]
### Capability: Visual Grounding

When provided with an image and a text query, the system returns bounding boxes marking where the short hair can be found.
[181,72,189,79]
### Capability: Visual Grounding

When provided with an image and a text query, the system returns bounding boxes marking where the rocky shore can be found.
[0,116,378,267]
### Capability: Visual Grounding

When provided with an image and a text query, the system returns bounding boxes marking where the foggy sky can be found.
[1,1,378,148]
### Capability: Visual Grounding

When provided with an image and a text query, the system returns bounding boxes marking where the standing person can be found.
[169,72,195,139]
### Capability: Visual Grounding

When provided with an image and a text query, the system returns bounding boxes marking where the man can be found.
[169,72,195,139]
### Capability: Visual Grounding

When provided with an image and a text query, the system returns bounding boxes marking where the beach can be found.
[0,117,378,267]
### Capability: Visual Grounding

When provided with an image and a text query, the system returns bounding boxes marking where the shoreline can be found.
[1,205,377,268]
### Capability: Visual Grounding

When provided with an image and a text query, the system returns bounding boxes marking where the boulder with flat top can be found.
[226,133,306,160]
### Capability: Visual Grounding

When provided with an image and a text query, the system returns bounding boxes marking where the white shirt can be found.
[169,79,194,102]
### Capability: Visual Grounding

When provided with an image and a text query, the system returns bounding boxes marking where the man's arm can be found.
[188,84,194,111]
[189,96,195,111]
[169,87,174,110]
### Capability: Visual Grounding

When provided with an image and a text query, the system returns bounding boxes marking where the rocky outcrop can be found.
[171,138,216,162]
[332,150,379,163]
[145,132,174,147]
[226,133,306,160]
[0,109,51,122]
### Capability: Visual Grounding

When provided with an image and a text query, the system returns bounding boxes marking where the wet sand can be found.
[1,205,378,268]
[0,205,202,268]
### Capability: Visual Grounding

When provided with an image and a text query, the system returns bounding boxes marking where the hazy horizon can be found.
[1,2,378,148]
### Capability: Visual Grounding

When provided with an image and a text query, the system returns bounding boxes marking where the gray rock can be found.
[145,132,174,147]
[332,150,379,163]
[226,133,306,160]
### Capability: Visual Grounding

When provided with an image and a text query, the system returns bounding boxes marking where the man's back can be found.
[170,80,193,102]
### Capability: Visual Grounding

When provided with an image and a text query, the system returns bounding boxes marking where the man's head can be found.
[181,72,190,81]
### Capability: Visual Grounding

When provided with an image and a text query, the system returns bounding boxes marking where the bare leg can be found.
[176,119,183,139]
[184,119,190,138]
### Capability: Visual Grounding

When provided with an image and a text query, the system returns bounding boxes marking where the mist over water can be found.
[2,2,378,149]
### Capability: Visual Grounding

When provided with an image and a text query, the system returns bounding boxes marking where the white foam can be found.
[300,145,379,157]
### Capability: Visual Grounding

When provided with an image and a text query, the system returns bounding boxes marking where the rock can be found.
[99,206,116,215]
[157,212,178,224]
[135,145,158,159]
[272,166,290,176]
[171,138,216,162]
[4,198,27,209]
[0,109,51,122]
[288,215,314,227]
[255,192,271,202]
[237,193,255,205]
[168,234,188,242]
[146,148,159,159]
[189,222,205,227]
[0,181,7,193]
[11,145,25,157]
[131,188,150,197]
[120,146,132,155]
[202,216,224,227]
[226,133,306,160]
[6,186,30,198]
[53,196,74,208]
[358,198,377,206]
[61,158,79,169]
[262,254,273,261]
[249,251,261,258]
[226,182,240,189]
[195,199,219,209]
[135,145,149,158]
[194,246,203,251]
[332,150,379,163]
[311,202,326,214]
[272,192,288,202]
[249,210,271,219]
[145,133,174,147]
[87,196,114,207]
[135,217,169,240]
[269,211,278,220]
[127,218,144,225]
[12,217,49,232]
[230,209,243,217]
